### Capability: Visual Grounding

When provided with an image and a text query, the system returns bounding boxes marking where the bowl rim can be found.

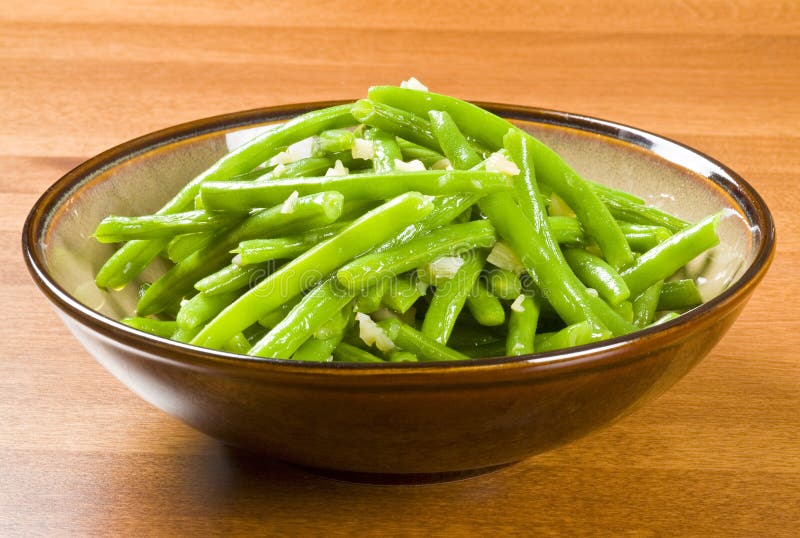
[22,100,776,379]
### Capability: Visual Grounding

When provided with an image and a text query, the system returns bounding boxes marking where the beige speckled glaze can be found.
[23,102,774,482]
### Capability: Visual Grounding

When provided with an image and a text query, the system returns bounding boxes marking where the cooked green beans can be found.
[191,192,434,349]
[200,170,511,211]
[507,295,539,356]
[94,85,721,362]
[621,213,721,297]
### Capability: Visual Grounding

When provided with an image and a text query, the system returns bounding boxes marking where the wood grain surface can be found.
[2,1,798,536]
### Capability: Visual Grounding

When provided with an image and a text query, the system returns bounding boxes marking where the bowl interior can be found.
[36,105,762,343]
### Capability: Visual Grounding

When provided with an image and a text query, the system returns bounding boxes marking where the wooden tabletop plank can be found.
[2,1,798,536]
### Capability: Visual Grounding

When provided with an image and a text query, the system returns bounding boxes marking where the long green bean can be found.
[200,170,510,211]
[506,295,539,356]
[377,318,469,362]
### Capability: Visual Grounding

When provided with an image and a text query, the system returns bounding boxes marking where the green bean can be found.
[448,323,504,348]
[466,280,506,326]
[421,250,486,344]
[293,336,338,362]
[332,342,385,363]
[351,99,440,152]
[314,307,352,340]
[223,333,251,354]
[506,295,539,356]
[195,262,270,296]
[191,192,435,349]
[249,278,355,359]
[337,220,496,292]
[617,221,673,252]
[456,340,507,359]
[613,300,634,323]
[549,216,585,245]
[658,279,703,311]
[364,128,403,172]
[563,248,631,307]
[632,280,664,328]
[121,317,178,338]
[166,232,216,263]
[621,212,721,297]
[587,181,645,205]
[200,170,510,211]
[595,190,689,233]
[233,223,347,266]
[388,350,418,362]
[95,239,169,290]
[356,280,388,314]
[255,155,347,182]
[370,87,634,270]
[544,216,670,252]
[377,318,469,362]
[535,321,610,352]
[652,311,681,325]
[93,210,240,243]
[258,296,302,329]
[171,326,201,343]
[486,267,522,300]
[312,129,355,155]
[396,139,447,167]
[382,274,424,314]
[95,104,356,289]
[428,110,482,169]
[176,290,240,330]
[137,191,344,316]
[233,238,309,266]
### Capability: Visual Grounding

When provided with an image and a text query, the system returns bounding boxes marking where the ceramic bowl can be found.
[23,101,775,482]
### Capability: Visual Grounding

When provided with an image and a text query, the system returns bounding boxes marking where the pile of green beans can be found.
[97,83,721,362]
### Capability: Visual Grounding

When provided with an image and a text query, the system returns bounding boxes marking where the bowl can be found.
[23,101,775,482]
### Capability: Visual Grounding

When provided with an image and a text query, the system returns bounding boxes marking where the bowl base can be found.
[294,461,517,485]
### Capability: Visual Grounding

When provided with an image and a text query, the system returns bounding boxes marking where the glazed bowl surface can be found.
[23,101,774,480]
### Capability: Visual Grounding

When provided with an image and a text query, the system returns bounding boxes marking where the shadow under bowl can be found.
[23,102,775,481]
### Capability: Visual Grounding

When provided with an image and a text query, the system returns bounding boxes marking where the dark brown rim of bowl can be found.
[22,100,776,379]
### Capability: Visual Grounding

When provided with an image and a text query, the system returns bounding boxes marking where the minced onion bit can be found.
[356,312,395,352]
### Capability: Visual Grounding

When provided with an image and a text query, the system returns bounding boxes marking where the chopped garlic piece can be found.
[393,158,427,172]
[426,256,465,280]
[356,312,395,352]
[432,158,453,170]
[272,163,288,176]
[351,138,375,160]
[487,242,525,275]
[325,159,349,176]
[510,294,526,312]
[586,288,599,298]
[288,137,315,161]
[270,150,295,166]
[280,190,300,214]
[400,77,428,91]
[485,151,521,176]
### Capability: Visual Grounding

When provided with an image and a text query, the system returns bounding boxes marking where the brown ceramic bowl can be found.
[23,101,774,482]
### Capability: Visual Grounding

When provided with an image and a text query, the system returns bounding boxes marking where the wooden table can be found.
[2,1,798,535]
